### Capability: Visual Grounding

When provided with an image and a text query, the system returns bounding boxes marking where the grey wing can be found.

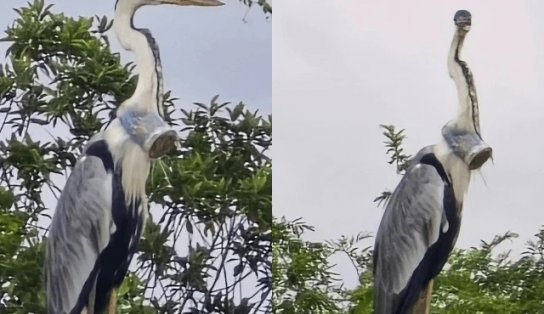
[46,155,113,314]
[373,163,447,313]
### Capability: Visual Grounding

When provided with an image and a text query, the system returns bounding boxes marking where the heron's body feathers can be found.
[373,147,466,314]
[46,144,114,314]
[46,133,148,314]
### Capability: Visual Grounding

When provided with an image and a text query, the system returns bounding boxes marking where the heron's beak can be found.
[442,126,492,170]
[161,0,224,6]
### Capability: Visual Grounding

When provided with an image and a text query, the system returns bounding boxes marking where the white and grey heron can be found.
[373,10,492,314]
[45,0,222,313]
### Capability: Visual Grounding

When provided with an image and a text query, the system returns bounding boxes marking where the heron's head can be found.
[454,10,471,32]
[118,110,179,159]
[116,0,224,9]
[442,123,492,170]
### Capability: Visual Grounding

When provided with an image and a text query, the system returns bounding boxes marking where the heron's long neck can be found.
[447,28,481,138]
[114,5,164,117]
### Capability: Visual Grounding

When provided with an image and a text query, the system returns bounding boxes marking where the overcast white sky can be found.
[274,0,544,288]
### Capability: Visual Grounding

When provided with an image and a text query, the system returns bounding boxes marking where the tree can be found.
[272,125,544,313]
[0,1,271,313]
[272,217,345,314]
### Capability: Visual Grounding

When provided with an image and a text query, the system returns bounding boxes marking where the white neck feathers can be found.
[447,28,481,137]
[103,121,151,206]
[113,2,163,117]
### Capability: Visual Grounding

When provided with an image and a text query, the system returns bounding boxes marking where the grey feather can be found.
[46,155,113,314]
[374,156,446,313]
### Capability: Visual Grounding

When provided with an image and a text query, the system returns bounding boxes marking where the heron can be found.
[373,10,492,314]
[45,0,223,313]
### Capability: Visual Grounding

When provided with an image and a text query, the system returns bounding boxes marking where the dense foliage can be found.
[272,217,346,313]
[0,1,271,313]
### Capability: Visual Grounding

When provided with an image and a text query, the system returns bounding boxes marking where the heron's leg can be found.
[108,288,117,314]
[410,279,433,314]
[88,277,97,314]
[423,280,433,313]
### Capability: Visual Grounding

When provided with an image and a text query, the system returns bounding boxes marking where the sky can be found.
[274,0,544,288]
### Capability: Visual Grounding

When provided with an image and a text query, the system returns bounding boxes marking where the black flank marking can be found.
[393,153,461,314]
[86,140,114,172]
